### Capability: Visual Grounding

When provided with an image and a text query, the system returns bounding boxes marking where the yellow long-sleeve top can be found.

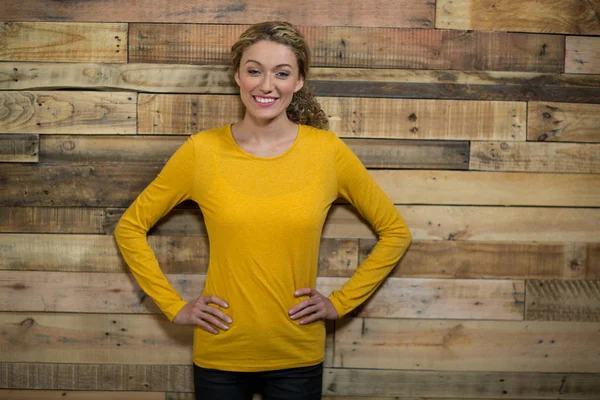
[115,124,412,372]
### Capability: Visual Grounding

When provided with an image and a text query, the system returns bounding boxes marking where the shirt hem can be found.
[192,356,326,372]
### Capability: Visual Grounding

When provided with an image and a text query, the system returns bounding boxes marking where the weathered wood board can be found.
[0,206,105,234]
[0,134,38,162]
[0,22,127,63]
[528,102,600,142]
[0,92,136,134]
[436,0,600,35]
[566,36,600,74]
[526,280,600,322]
[335,318,600,372]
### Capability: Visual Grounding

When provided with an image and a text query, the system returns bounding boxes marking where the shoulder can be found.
[299,124,341,147]
[189,124,229,144]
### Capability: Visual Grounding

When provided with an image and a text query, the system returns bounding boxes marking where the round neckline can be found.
[227,123,302,161]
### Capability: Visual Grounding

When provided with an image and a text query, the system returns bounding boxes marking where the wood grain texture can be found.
[566,36,600,74]
[526,280,600,322]
[101,205,600,244]
[2,233,597,280]
[0,134,38,162]
[4,364,599,398]
[470,141,600,173]
[335,318,600,372]
[0,206,105,233]
[436,0,600,35]
[4,63,600,103]
[3,165,600,207]
[0,0,434,28]
[0,92,136,134]
[528,101,600,143]
[0,391,164,399]
[0,22,127,63]
[38,134,469,169]
[139,94,526,141]
[130,24,564,72]
[0,272,525,320]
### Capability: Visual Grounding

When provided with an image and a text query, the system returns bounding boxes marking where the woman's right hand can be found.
[172,296,232,334]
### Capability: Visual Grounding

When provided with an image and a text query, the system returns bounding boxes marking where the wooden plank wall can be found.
[1,1,600,399]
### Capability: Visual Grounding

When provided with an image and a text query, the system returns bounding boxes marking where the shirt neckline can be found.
[227,123,302,161]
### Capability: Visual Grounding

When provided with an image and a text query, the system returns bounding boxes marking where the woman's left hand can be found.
[289,288,339,324]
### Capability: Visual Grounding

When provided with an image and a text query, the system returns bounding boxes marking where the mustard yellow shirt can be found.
[114,124,411,372]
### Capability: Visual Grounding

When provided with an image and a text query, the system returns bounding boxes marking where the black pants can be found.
[193,362,323,400]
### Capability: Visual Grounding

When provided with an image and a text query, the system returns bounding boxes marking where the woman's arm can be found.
[114,137,196,322]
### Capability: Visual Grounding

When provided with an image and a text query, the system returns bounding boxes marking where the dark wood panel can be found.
[0,0,434,28]
[436,0,600,35]
[39,135,469,169]
[129,24,564,72]
[526,280,600,322]
[0,134,38,162]
[0,206,105,233]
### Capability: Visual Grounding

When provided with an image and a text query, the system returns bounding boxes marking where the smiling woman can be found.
[114,21,412,400]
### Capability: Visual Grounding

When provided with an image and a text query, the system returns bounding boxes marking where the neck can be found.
[234,112,297,142]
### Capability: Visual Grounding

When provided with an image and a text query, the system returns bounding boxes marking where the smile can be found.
[253,96,277,106]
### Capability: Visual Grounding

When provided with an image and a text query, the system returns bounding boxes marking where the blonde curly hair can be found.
[230,21,329,130]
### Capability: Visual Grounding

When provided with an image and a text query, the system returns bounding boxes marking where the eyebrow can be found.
[244,59,293,69]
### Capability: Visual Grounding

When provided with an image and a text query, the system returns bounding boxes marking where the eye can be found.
[247,69,260,76]
[276,71,290,78]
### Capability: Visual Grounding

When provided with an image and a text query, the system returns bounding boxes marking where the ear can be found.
[234,69,241,87]
[294,75,304,93]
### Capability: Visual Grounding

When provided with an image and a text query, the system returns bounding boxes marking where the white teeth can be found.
[255,97,275,104]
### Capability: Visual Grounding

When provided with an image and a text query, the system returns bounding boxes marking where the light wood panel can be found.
[129,24,564,72]
[0,391,164,399]
[0,206,105,234]
[37,135,469,169]
[335,318,600,372]
[526,280,600,322]
[566,36,600,74]
[139,94,526,140]
[528,102,600,142]
[0,22,127,63]
[0,272,525,320]
[0,134,38,162]
[2,233,597,280]
[4,63,600,103]
[0,92,136,134]
[436,0,600,35]
[0,0,434,28]
[470,141,600,173]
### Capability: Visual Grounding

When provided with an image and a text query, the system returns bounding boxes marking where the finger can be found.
[290,304,320,320]
[294,288,312,297]
[299,310,324,325]
[205,296,229,308]
[203,306,233,324]
[288,297,318,315]
[198,311,230,331]
[192,316,219,334]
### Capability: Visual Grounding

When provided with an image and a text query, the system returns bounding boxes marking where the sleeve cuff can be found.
[164,300,189,323]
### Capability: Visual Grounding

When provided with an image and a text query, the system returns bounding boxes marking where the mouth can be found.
[253,95,278,107]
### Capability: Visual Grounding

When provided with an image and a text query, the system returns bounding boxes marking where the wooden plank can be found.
[102,205,600,244]
[0,272,525,320]
[0,313,334,367]
[0,363,193,391]
[38,135,469,169]
[2,233,597,280]
[2,364,600,399]
[130,24,564,72]
[335,318,600,372]
[139,94,526,141]
[436,0,600,35]
[528,102,600,143]
[0,134,38,162]
[566,36,600,74]
[4,63,600,103]
[0,207,105,234]
[0,22,127,63]
[0,92,136,134]
[360,240,594,280]
[2,165,600,207]
[470,141,600,173]
[0,391,164,399]
[0,0,434,28]
[526,280,600,322]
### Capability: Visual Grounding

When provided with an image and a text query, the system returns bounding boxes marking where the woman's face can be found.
[235,40,304,123]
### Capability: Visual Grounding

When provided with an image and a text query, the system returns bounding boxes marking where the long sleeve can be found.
[327,134,412,318]
[114,137,196,322]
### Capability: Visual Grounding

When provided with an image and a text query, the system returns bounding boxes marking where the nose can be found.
[259,73,273,93]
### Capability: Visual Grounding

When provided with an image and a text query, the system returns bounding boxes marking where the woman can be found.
[115,21,412,400]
